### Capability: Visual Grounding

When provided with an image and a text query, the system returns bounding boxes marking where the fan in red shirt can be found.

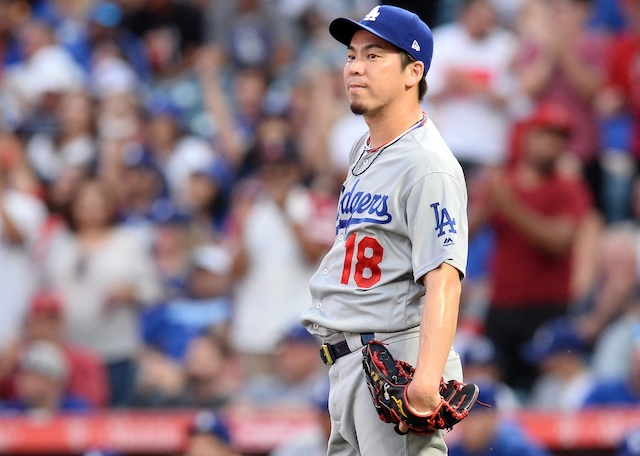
[0,291,109,407]
[469,101,593,393]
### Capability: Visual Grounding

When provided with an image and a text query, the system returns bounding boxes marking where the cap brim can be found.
[329,17,404,54]
[329,18,365,47]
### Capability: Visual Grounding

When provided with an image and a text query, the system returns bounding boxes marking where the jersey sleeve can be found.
[406,171,468,283]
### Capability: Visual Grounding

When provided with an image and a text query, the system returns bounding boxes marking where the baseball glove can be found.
[362,340,480,436]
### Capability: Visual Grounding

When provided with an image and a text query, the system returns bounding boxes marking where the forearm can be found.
[497,194,575,257]
[412,263,461,393]
[200,76,245,168]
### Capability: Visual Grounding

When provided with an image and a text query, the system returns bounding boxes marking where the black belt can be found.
[320,333,375,365]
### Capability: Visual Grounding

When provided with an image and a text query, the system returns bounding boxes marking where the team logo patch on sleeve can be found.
[431,202,457,243]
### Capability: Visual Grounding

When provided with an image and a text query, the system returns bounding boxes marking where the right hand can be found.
[397,381,442,434]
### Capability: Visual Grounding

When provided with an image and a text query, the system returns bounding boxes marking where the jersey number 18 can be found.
[340,234,383,288]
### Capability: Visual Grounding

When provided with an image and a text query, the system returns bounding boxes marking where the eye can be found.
[367,53,379,60]
[347,54,355,61]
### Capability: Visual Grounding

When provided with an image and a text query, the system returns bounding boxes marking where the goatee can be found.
[350,103,366,116]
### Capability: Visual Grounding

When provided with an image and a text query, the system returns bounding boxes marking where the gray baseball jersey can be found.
[301,116,468,337]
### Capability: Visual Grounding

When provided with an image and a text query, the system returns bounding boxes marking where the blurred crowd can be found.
[0,0,639,454]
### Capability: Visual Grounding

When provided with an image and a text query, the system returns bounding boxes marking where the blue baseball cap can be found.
[460,335,501,367]
[522,318,588,364]
[329,5,434,74]
[189,410,231,444]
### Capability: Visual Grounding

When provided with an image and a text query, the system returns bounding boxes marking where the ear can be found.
[404,61,425,91]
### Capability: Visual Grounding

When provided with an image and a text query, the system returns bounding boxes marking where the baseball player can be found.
[300,5,469,456]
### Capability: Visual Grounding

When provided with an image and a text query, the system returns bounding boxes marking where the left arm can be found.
[403,263,461,420]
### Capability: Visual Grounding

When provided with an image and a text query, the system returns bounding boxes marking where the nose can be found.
[347,57,364,76]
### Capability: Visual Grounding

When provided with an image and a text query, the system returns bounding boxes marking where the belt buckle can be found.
[320,343,334,365]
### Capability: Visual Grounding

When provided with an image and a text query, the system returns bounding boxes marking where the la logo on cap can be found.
[364,6,380,21]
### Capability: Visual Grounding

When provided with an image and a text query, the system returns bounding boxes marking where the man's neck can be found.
[365,104,424,149]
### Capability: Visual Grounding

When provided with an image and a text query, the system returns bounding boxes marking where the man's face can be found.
[523,127,568,174]
[343,30,406,117]
[460,0,496,39]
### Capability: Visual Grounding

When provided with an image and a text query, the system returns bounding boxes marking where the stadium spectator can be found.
[89,40,142,105]
[448,381,551,456]
[182,409,238,456]
[469,102,593,392]
[523,318,594,411]
[270,376,330,456]
[0,147,47,350]
[32,165,86,265]
[457,334,521,410]
[131,346,184,408]
[135,329,239,410]
[142,97,219,211]
[148,208,192,299]
[0,290,109,407]
[25,90,97,184]
[86,1,151,84]
[582,333,640,408]
[141,243,233,361]
[590,289,640,383]
[31,0,94,69]
[117,145,169,249]
[0,340,92,414]
[93,91,143,158]
[181,160,232,245]
[512,0,609,198]
[205,0,295,74]
[576,227,639,347]
[3,19,86,135]
[425,0,519,178]
[237,324,327,408]
[122,0,205,80]
[178,333,239,409]
[195,48,271,170]
[594,0,640,222]
[41,176,162,406]
[134,331,238,409]
[227,120,332,377]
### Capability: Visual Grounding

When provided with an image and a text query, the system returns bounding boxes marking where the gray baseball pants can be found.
[325,328,463,456]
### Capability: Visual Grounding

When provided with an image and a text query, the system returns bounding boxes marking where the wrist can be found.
[406,381,442,415]
[409,371,442,397]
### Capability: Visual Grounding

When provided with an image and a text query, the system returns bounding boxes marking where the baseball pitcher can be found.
[301,5,478,455]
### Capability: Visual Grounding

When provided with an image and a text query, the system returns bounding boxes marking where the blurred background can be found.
[0,0,639,455]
